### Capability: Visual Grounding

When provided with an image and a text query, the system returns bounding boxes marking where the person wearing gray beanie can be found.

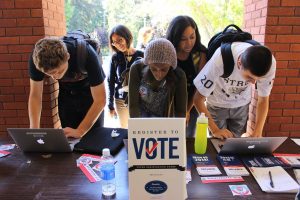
[128,38,187,118]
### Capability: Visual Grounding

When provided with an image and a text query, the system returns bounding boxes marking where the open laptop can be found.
[7,128,79,153]
[211,137,288,155]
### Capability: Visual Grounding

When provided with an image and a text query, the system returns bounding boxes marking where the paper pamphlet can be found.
[273,153,300,168]
[0,150,10,158]
[217,155,249,176]
[229,185,252,196]
[192,154,221,176]
[242,156,287,168]
[201,176,244,184]
[76,154,101,182]
[0,144,15,151]
[249,166,299,193]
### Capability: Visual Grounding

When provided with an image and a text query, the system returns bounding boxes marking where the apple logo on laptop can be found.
[37,138,45,144]
[248,145,255,149]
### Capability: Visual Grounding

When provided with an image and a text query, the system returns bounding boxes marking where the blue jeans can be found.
[186,107,198,138]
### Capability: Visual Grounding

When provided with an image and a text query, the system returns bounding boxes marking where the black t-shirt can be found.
[177,54,197,101]
[28,40,105,87]
[107,50,144,110]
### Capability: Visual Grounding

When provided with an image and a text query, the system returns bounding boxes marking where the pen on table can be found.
[269,170,274,188]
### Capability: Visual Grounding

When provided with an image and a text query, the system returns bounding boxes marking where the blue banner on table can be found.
[242,155,289,168]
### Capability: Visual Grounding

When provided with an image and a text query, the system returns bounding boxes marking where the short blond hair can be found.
[33,37,69,72]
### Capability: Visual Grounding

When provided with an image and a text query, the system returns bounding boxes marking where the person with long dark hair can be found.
[107,25,144,128]
[166,15,207,137]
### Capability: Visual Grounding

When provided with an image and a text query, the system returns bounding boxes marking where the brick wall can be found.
[0,0,65,136]
[243,0,268,136]
[244,0,300,137]
[42,0,66,129]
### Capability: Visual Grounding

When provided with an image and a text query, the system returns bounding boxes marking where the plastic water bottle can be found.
[194,113,208,154]
[296,187,300,200]
[100,148,116,199]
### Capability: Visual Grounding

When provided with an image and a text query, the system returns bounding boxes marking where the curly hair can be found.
[33,38,69,72]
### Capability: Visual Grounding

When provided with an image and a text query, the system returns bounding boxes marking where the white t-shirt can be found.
[194,42,276,108]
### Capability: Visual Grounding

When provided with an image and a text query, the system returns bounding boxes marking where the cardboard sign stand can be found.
[128,118,187,199]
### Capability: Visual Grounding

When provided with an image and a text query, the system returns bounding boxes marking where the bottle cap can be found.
[197,112,208,123]
[102,148,111,157]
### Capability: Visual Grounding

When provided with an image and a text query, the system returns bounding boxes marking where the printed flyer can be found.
[217,155,249,176]
[128,118,187,199]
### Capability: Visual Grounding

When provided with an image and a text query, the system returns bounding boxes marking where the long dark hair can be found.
[166,15,207,53]
[109,25,133,53]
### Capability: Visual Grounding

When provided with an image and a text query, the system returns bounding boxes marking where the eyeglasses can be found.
[111,38,124,46]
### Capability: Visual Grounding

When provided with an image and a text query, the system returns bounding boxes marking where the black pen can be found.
[269,170,274,188]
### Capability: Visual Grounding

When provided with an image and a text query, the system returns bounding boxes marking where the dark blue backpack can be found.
[207,24,260,78]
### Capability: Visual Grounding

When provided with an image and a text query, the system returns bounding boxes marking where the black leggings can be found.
[58,82,104,129]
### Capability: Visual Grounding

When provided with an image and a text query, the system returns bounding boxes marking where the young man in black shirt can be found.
[28,37,106,138]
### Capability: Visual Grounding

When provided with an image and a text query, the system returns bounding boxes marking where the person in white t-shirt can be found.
[193,43,276,138]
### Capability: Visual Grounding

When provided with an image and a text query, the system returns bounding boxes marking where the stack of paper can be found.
[249,166,299,193]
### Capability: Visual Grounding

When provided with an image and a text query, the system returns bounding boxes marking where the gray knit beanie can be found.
[144,38,177,69]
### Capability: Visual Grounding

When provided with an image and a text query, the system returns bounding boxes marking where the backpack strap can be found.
[220,39,261,79]
[220,43,234,78]
[76,39,87,74]
[67,30,91,74]
[223,24,243,33]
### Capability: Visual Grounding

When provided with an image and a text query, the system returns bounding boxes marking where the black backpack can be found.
[207,24,260,78]
[62,30,101,75]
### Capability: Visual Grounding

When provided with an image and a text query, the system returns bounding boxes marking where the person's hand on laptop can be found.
[241,132,250,137]
[63,127,83,139]
[212,128,233,139]
[241,132,262,138]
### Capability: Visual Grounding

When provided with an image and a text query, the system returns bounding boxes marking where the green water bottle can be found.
[194,113,208,154]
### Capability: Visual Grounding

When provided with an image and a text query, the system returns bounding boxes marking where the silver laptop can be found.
[211,137,288,155]
[7,128,79,153]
